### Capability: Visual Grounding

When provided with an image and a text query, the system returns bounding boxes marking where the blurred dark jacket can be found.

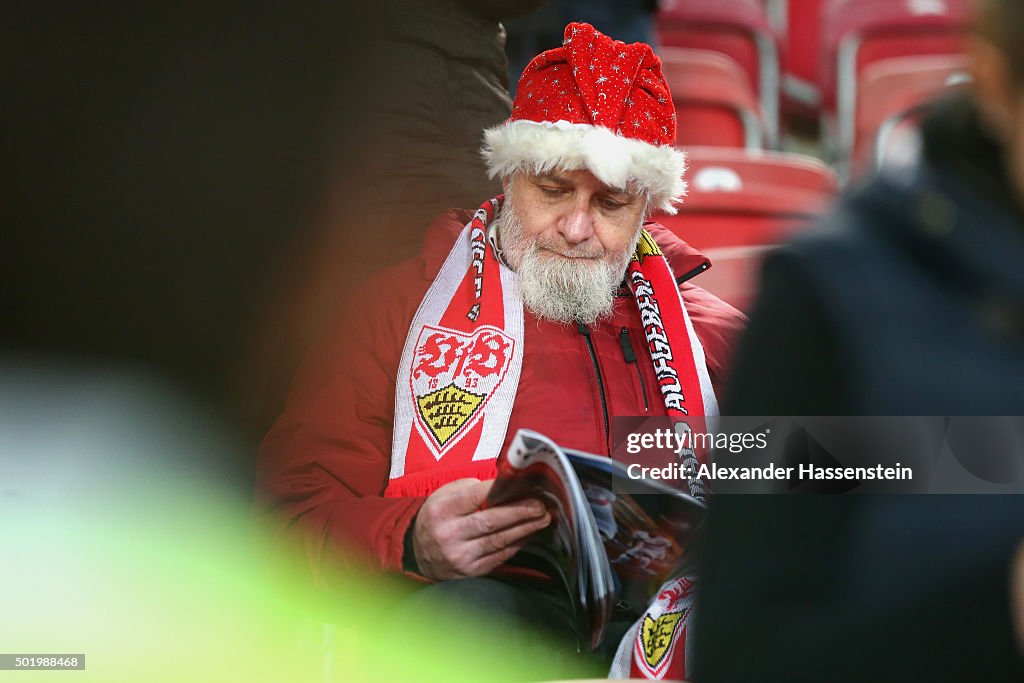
[696,94,1024,683]
[725,93,1024,416]
[247,0,548,428]
[352,0,548,259]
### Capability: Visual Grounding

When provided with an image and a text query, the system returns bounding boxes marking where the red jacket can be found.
[255,209,745,582]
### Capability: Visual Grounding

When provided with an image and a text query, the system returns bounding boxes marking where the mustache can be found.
[532,239,606,260]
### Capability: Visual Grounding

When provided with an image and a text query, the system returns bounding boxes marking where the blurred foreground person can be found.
[1016,543,1024,652]
[245,0,548,434]
[696,1,1024,681]
[0,369,566,683]
[257,22,744,674]
[1,4,568,681]
[348,0,548,256]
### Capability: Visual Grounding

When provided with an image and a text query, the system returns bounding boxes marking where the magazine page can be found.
[564,449,706,613]
[485,430,614,649]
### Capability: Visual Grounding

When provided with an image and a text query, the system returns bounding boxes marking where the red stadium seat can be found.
[756,0,829,115]
[661,48,767,149]
[657,0,781,146]
[683,146,838,197]
[656,147,837,310]
[778,0,828,114]
[761,0,786,35]
[821,0,970,162]
[854,54,971,175]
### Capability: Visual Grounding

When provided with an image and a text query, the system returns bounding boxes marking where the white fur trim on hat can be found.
[482,119,687,214]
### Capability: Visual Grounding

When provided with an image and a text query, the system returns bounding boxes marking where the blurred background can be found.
[504,0,974,315]
[1,0,978,455]
[1,0,1010,680]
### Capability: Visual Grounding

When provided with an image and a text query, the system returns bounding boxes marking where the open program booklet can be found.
[484,429,706,650]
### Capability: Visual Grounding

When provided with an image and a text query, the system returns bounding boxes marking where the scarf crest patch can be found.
[608,575,698,680]
[410,324,515,458]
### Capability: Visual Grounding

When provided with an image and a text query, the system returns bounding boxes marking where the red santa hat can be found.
[483,22,686,214]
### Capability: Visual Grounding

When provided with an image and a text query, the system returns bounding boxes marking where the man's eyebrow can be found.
[531,173,635,198]
[601,185,641,200]
[532,173,571,185]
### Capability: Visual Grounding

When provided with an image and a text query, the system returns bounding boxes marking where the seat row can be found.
[656,147,837,311]
[657,0,971,171]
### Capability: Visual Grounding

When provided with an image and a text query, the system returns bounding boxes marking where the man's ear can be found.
[970,36,1017,142]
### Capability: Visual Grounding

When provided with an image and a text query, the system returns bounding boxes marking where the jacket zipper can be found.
[619,327,649,414]
[675,261,710,285]
[577,322,610,449]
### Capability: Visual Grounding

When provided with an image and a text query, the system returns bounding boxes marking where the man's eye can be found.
[601,198,627,210]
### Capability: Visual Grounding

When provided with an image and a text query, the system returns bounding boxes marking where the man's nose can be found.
[558,202,596,246]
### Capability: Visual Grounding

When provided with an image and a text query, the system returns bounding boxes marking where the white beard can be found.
[498,191,642,325]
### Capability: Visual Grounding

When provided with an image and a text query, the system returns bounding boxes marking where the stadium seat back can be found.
[657,0,781,144]
[769,0,829,115]
[854,54,971,175]
[665,208,820,311]
[661,48,766,149]
[682,146,838,196]
[822,0,970,161]
[655,147,836,309]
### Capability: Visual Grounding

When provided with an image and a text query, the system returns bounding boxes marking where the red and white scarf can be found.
[609,576,698,680]
[385,196,718,499]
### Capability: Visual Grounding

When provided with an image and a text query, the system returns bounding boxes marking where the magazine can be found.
[484,429,706,650]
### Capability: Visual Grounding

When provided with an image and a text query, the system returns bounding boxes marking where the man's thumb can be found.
[442,477,491,512]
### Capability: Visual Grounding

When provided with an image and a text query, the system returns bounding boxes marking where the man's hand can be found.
[411,478,551,581]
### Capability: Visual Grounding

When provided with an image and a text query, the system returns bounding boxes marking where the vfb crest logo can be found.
[410,325,514,458]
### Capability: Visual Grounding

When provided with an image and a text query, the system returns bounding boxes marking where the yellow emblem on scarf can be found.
[632,230,662,264]
[416,385,485,448]
[640,611,684,668]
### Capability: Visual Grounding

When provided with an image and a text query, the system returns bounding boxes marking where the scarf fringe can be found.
[384,459,499,498]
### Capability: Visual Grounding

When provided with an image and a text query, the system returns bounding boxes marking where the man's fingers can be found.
[459,498,549,540]
[416,479,553,579]
[473,512,551,556]
[442,513,549,576]
[465,539,531,577]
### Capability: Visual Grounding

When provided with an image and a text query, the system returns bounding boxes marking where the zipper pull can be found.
[619,327,637,363]
[621,327,650,414]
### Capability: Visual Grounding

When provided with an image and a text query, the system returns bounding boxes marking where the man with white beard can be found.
[256,22,743,672]
[498,173,645,326]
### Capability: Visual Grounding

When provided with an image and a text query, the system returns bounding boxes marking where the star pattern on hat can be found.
[487,23,687,215]
[509,22,677,146]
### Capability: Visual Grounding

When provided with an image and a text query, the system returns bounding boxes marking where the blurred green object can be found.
[0,367,584,682]
[1,466,577,683]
